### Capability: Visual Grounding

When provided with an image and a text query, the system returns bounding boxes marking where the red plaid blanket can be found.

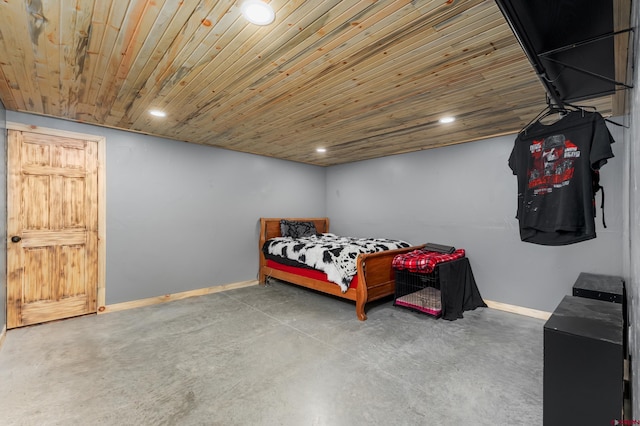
[392,249,466,273]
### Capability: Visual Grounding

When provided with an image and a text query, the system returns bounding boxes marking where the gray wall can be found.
[626,0,640,415]
[0,100,5,332]
[327,128,625,313]
[6,111,326,304]
[3,109,630,314]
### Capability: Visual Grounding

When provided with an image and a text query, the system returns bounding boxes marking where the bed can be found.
[258,217,424,321]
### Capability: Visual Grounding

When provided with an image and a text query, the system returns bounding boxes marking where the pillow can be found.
[280,220,319,239]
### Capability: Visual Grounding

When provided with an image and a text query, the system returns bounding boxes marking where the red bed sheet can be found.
[266,259,358,289]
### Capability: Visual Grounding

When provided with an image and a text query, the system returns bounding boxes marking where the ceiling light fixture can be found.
[149,110,166,117]
[316,148,327,153]
[439,116,455,124]
[241,0,275,26]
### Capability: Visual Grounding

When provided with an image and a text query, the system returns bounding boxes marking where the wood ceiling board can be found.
[0,0,626,166]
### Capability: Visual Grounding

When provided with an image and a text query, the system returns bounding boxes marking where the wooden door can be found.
[7,129,99,328]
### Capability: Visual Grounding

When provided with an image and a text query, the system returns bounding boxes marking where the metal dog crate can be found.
[394,267,442,318]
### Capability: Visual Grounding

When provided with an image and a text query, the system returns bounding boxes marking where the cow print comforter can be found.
[263,233,411,292]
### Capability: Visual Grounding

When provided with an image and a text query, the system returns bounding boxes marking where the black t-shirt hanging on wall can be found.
[508,110,615,246]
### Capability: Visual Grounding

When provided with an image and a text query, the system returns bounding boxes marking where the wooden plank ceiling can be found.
[0,0,629,166]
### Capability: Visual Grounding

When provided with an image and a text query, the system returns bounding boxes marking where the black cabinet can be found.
[544,295,624,425]
[572,272,625,304]
[572,272,627,357]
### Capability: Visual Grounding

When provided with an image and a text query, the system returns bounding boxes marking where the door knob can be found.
[11,236,21,243]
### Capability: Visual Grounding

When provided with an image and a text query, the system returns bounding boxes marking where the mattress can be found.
[265,259,359,289]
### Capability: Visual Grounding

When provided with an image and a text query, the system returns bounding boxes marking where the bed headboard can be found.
[258,218,330,282]
[259,217,330,243]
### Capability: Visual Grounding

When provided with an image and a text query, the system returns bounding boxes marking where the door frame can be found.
[6,121,106,313]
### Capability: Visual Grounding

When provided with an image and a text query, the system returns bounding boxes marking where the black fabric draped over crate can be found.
[438,257,486,320]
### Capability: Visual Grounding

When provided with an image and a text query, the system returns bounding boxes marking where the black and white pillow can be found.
[280,220,319,239]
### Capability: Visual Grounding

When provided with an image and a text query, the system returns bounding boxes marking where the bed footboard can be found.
[355,245,424,320]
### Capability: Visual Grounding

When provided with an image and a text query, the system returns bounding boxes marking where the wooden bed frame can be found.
[258,217,424,321]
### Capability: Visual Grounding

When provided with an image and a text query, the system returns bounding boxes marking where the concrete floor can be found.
[0,280,544,425]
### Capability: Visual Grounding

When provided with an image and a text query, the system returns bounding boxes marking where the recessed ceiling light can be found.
[241,0,275,25]
[439,116,455,124]
[316,148,326,153]
[149,110,166,117]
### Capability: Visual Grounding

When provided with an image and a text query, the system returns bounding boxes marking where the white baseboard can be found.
[100,280,259,314]
[98,280,551,321]
[0,325,6,351]
[484,299,552,320]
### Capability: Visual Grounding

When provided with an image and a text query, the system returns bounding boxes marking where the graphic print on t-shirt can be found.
[528,133,580,196]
